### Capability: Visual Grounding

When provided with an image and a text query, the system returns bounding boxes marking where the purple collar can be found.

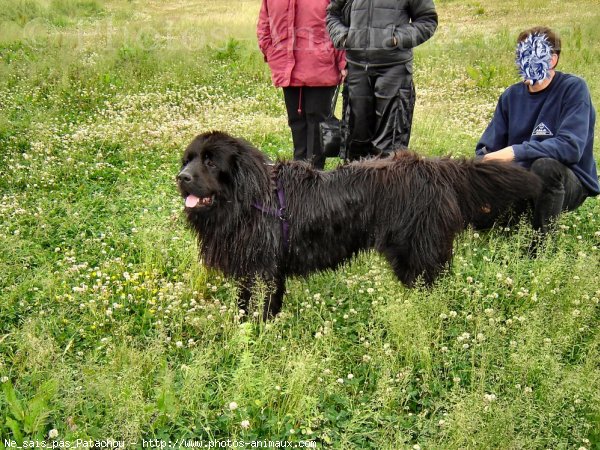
[252,177,289,252]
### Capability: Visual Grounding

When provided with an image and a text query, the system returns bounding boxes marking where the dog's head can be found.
[177,131,270,213]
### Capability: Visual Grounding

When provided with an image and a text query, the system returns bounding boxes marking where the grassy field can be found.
[1,0,599,448]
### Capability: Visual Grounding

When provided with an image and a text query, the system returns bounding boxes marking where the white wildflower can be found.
[484,393,497,402]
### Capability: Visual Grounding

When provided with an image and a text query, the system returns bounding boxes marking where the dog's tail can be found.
[447,158,542,228]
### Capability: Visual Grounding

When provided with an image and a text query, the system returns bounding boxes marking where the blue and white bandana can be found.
[516,33,553,85]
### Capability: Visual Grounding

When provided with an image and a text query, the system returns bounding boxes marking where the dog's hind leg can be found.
[387,249,449,287]
[384,232,455,287]
[262,276,286,321]
[383,244,421,287]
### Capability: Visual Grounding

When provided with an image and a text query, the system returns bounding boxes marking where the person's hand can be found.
[483,146,515,162]
[340,68,348,82]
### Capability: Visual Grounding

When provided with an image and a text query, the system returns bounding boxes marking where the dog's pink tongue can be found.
[185,195,200,208]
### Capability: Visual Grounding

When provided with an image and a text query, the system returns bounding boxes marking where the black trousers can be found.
[283,86,337,170]
[529,158,589,233]
[475,158,589,235]
[346,63,415,159]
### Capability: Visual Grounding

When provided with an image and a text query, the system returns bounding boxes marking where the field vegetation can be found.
[0,0,599,448]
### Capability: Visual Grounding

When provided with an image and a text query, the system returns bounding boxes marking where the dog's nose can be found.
[177,171,192,183]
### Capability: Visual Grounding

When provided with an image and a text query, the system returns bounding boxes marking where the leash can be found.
[252,177,289,253]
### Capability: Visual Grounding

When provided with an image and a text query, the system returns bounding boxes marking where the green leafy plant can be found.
[1,380,57,443]
[466,63,499,88]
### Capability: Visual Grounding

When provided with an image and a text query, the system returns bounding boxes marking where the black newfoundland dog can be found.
[178,131,541,319]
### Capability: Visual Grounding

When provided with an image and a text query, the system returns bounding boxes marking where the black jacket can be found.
[327,0,438,67]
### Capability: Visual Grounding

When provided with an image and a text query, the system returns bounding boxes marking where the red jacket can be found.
[257,0,346,87]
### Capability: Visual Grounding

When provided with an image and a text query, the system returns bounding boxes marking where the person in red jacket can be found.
[257,0,346,169]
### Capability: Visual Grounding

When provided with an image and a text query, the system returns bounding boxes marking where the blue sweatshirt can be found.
[476,71,599,195]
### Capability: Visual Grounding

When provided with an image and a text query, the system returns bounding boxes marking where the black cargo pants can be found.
[346,62,416,159]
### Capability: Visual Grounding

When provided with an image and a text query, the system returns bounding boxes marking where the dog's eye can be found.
[204,158,216,169]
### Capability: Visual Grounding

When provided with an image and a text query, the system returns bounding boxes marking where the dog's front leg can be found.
[262,276,286,321]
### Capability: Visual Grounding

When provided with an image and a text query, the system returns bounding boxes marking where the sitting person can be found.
[476,26,598,240]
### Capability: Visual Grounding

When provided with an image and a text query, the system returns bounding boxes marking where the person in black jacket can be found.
[327,0,437,159]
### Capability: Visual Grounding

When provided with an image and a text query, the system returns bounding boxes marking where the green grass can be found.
[1,0,599,448]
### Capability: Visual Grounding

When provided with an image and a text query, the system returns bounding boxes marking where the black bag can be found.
[319,83,346,158]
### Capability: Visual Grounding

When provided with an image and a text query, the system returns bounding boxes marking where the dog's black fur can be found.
[178,131,542,319]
